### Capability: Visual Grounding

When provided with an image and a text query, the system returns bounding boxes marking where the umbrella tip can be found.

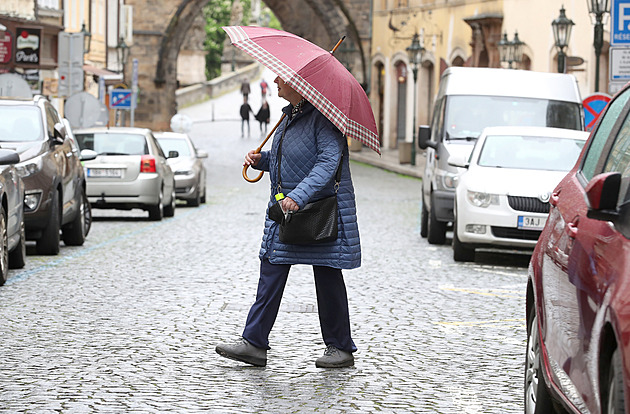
[331,36,346,54]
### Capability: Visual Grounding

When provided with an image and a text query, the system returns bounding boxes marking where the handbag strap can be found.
[276,117,343,197]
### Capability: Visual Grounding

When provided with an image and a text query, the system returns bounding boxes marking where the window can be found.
[0,107,43,142]
[603,117,630,204]
[582,90,630,181]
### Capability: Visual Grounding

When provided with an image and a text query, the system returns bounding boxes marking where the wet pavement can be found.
[0,69,530,413]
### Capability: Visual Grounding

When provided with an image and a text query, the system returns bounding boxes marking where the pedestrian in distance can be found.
[241,78,251,101]
[240,97,253,138]
[216,75,360,368]
[254,100,270,136]
[260,78,268,98]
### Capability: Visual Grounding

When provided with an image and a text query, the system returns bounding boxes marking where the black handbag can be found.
[268,118,342,245]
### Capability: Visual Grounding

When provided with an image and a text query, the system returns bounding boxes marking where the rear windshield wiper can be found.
[99,152,128,156]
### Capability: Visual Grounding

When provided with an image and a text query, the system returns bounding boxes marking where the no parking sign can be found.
[583,93,612,132]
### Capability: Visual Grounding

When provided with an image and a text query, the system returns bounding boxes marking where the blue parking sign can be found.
[110,88,132,109]
[612,0,630,45]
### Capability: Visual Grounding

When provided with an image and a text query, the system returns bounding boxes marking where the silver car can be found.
[73,127,176,221]
[154,132,207,207]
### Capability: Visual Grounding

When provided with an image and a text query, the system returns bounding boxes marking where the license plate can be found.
[87,168,123,178]
[518,215,546,230]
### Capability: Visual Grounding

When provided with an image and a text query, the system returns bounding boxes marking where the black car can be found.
[0,96,93,255]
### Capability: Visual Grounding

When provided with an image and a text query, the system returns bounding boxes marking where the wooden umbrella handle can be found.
[242,113,287,183]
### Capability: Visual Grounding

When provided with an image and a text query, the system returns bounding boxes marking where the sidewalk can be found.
[349,146,425,179]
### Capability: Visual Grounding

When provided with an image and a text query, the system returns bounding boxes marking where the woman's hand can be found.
[282,197,299,212]
[244,150,261,167]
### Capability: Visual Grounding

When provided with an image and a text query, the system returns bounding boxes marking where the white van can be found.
[418,67,584,244]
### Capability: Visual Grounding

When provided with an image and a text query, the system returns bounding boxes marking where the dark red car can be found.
[526,84,630,414]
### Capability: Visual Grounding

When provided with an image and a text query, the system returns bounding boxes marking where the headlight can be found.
[16,162,41,178]
[467,190,499,208]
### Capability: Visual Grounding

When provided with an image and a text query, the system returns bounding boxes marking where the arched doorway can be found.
[375,61,385,147]
[395,61,408,148]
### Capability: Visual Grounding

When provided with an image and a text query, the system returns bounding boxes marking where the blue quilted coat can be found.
[254,101,361,269]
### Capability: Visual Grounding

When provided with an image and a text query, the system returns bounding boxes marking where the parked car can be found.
[449,126,588,262]
[62,118,92,237]
[154,131,207,206]
[526,83,630,413]
[0,150,26,284]
[0,96,92,255]
[418,67,584,245]
[73,127,176,220]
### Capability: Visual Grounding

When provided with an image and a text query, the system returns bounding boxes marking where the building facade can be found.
[371,0,611,151]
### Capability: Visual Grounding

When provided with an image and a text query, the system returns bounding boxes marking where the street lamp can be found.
[80,23,92,54]
[406,32,424,166]
[498,31,525,69]
[116,37,130,76]
[552,6,575,74]
[587,0,610,92]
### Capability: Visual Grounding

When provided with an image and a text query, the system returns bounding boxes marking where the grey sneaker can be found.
[216,338,267,367]
[315,345,354,368]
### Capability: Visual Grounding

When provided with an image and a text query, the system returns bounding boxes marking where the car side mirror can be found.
[168,150,179,159]
[448,154,469,169]
[0,149,20,165]
[80,149,98,161]
[53,122,66,145]
[586,172,621,222]
[418,125,436,150]
[196,149,208,159]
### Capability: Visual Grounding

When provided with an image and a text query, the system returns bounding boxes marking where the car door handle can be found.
[567,221,579,239]
[550,192,560,207]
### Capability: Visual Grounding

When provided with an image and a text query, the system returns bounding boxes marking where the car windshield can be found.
[445,96,582,140]
[156,137,192,157]
[477,134,586,171]
[0,106,44,142]
[75,132,148,155]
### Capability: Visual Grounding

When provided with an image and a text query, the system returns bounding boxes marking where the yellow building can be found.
[370,0,611,151]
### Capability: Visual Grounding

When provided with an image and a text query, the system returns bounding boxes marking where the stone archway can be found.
[128,0,371,131]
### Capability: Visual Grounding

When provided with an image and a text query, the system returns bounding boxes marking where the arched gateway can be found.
[127,0,371,131]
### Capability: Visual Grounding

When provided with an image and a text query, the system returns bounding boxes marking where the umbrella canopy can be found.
[223,26,380,155]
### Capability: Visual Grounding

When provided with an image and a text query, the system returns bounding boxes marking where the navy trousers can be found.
[242,258,357,353]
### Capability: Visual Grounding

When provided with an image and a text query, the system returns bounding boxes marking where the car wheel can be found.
[8,220,26,269]
[188,185,201,207]
[200,185,206,204]
[62,188,89,246]
[148,189,164,221]
[164,188,176,217]
[525,306,555,414]
[36,190,61,255]
[420,199,428,238]
[603,348,625,414]
[427,192,447,245]
[0,206,9,285]
[453,220,475,262]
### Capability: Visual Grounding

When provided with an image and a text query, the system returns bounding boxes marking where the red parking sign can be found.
[583,93,612,131]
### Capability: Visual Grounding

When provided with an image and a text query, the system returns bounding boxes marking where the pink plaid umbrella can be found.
[223,26,380,155]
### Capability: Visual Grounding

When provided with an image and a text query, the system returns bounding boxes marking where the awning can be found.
[83,65,123,85]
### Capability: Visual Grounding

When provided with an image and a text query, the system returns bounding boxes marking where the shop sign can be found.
[0,31,11,64]
[15,27,40,65]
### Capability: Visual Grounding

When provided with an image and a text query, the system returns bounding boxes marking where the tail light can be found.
[140,155,156,173]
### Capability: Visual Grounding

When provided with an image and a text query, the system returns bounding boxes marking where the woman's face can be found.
[274,76,302,104]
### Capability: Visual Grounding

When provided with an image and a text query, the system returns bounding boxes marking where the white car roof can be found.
[479,126,590,141]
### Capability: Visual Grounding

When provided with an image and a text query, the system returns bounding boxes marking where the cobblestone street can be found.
[0,74,531,413]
